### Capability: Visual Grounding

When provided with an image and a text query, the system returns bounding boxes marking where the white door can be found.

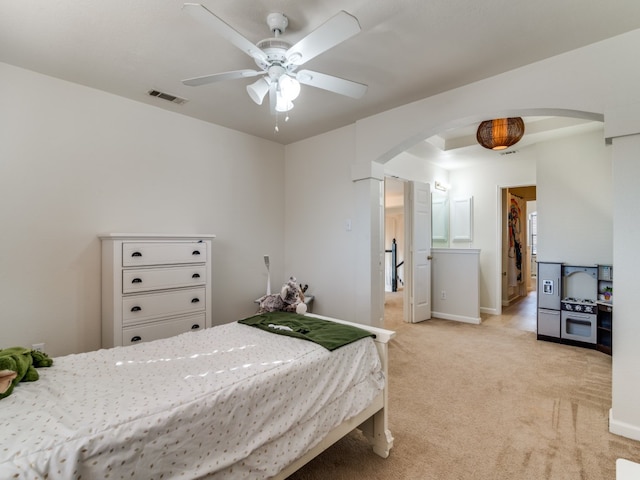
[409,181,432,323]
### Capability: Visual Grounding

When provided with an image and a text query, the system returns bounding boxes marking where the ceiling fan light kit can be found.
[476,117,525,150]
[246,77,270,105]
[278,74,300,100]
[275,97,294,113]
[181,3,367,121]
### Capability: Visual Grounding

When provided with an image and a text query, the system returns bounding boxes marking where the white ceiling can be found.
[406,115,604,170]
[1,1,638,147]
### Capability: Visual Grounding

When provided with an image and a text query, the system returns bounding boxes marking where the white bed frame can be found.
[273,314,395,479]
[0,313,395,479]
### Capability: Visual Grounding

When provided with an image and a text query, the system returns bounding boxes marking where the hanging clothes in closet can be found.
[508,193,525,287]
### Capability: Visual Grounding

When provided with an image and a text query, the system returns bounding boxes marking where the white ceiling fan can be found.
[181,3,368,115]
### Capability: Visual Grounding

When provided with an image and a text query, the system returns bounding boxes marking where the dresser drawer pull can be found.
[131,335,142,343]
[192,250,201,256]
[131,306,142,312]
[192,273,200,279]
[191,298,200,303]
[131,278,143,284]
[191,324,201,330]
[131,251,142,257]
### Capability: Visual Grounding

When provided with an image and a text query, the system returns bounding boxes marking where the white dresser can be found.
[100,233,215,348]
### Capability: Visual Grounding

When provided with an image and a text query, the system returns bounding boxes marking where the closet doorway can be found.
[501,185,537,309]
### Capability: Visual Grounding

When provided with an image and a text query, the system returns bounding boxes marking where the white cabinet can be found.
[100,233,215,347]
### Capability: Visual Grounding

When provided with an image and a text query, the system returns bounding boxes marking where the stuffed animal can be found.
[257,276,308,315]
[0,347,53,399]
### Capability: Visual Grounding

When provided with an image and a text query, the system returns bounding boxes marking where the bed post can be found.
[271,314,395,479]
[359,337,394,457]
[305,314,395,458]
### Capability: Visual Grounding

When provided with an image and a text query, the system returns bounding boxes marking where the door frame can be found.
[383,178,432,324]
[496,184,536,314]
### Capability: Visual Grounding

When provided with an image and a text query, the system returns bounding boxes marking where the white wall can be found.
[536,130,613,265]
[431,249,480,323]
[384,150,450,187]
[284,126,360,321]
[611,134,640,439]
[0,62,285,356]
[446,147,537,313]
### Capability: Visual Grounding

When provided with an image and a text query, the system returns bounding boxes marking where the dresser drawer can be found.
[123,287,206,325]
[122,242,207,267]
[122,266,207,293]
[122,313,205,345]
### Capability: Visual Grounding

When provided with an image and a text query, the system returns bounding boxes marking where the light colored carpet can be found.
[287,292,640,479]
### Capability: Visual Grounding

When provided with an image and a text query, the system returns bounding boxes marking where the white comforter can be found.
[0,321,384,479]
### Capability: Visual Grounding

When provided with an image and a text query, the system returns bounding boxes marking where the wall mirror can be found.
[432,190,449,245]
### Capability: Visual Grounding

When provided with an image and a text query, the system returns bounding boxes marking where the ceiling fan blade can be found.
[286,11,361,66]
[183,3,268,64]
[296,69,367,98]
[182,69,261,87]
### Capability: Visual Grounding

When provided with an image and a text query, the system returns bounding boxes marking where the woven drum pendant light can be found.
[476,117,525,150]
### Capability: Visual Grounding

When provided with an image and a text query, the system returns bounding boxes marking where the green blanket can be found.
[238,312,375,351]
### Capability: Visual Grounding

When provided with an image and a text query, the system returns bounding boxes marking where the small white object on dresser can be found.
[100,233,215,347]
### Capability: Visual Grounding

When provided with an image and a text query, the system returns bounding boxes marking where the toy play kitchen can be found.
[537,262,612,354]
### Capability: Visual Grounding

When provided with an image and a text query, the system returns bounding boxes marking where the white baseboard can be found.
[480,306,498,316]
[609,408,640,441]
[431,311,481,325]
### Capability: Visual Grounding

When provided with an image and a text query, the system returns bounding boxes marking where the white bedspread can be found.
[0,321,384,479]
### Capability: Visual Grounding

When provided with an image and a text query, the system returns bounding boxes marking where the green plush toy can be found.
[0,347,53,399]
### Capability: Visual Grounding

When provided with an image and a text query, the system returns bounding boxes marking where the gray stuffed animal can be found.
[257,276,307,314]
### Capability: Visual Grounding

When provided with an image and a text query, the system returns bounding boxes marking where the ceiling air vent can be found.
[148,89,188,105]
[500,150,519,156]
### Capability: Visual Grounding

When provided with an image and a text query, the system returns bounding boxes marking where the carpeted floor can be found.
[287,291,640,479]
